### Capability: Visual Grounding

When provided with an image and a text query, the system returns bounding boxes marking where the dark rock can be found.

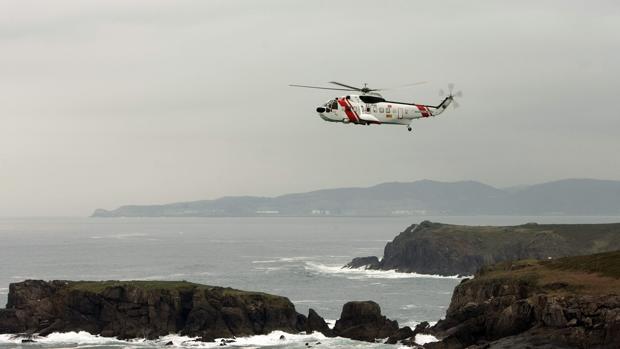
[0,280,305,340]
[164,341,173,346]
[21,339,36,343]
[305,309,334,337]
[343,222,620,276]
[333,301,399,342]
[429,258,620,349]
[386,326,414,344]
[279,335,285,340]
[343,256,380,269]
[412,321,430,335]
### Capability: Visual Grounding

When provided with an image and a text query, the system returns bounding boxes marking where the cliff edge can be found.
[345,221,620,276]
[0,280,304,341]
[427,250,620,349]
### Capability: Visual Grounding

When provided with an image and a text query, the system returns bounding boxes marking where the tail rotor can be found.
[439,83,463,109]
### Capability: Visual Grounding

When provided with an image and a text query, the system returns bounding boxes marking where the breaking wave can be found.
[0,330,434,348]
[304,262,464,280]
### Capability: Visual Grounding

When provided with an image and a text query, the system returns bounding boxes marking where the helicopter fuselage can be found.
[316,94,453,129]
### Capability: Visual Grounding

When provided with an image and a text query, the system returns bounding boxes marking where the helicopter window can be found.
[379,107,384,113]
[359,95,386,104]
[330,100,338,110]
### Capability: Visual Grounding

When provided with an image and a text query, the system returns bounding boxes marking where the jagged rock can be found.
[0,280,305,340]
[305,308,334,337]
[412,321,430,335]
[333,301,399,342]
[542,301,567,327]
[385,326,414,344]
[429,251,620,349]
[343,256,380,269]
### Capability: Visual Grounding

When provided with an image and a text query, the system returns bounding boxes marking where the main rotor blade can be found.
[289,84,356,91]
[375,81,428,91]
[328,81,362,91]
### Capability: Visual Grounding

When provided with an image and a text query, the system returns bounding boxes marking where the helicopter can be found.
[289,81,462,132]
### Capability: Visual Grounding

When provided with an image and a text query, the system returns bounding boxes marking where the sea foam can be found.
[0,330,422,348]
[304,262,464,279]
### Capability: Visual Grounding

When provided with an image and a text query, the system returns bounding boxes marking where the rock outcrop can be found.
[0,280,415,344]
[344,221,620,276]
[0,280,305,341]
[332,301,399,342]
[427,251,620,349]
[304,308,334,337]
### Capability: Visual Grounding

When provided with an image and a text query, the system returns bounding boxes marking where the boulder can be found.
[386,326,414,344]
[305,309,333,337]
[343,256,380,269]
[333,301,398,342]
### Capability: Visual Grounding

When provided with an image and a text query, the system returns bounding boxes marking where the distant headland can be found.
[92,178,620,217]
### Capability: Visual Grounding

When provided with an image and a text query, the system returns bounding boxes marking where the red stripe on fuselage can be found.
[416,105,430,117]
[338,98,358,123]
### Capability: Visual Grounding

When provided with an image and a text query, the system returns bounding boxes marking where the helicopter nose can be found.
[316,107,326,113]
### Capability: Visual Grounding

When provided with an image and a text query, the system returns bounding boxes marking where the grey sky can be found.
[1,0,619,216]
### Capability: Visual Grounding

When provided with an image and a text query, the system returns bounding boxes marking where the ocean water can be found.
[1,216,619,348]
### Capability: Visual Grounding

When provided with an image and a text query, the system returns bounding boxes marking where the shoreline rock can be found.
[0,280,305,341]
[344,221,620,276]
[426,251,620,349]
[0,280,413,345]
[332,301,399,342]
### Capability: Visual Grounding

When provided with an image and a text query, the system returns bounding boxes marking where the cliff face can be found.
[428,251,620,349]
[0,281,417,344]
[0,280,304,340]
[345,221,620,276]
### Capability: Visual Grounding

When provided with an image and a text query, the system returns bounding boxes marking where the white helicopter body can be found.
[290,81,461,132]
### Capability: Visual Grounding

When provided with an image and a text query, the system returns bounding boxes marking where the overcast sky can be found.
[1,0,619,216]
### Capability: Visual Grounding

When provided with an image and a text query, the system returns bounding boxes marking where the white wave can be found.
[254,266,285,273]
[0,331,400,348]
[400,320,438,329]
[0,287,8,295]
[90,232,149,240]
[415,333,439,345]
[251,256,316,264]
[305,262,464,280]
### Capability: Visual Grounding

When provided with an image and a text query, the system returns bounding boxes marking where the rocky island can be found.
[427,250,620,349]
[0,280,421,345]
[345,221,620,276]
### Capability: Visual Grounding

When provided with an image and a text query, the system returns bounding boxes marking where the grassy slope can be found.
[475,250,620,296]
[419,222,620,254]
[65,280,290,304]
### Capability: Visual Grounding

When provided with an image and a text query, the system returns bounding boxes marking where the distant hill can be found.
[91,178,620,217]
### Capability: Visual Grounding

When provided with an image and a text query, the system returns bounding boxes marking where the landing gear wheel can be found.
[407,126,412,132]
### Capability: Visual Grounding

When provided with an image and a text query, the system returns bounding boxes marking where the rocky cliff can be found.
[0,280,304,341]
[427,250,620,349]
[0,280,418,344]
[345,221,620,276]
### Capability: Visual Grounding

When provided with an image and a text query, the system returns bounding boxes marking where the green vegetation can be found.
[473,250,620,296]
[67,280,201,293]
[545,250,620,279]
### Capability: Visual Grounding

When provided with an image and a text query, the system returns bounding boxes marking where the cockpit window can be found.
[330,99,338,110]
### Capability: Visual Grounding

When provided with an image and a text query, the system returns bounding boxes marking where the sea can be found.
[1,216,619,348]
